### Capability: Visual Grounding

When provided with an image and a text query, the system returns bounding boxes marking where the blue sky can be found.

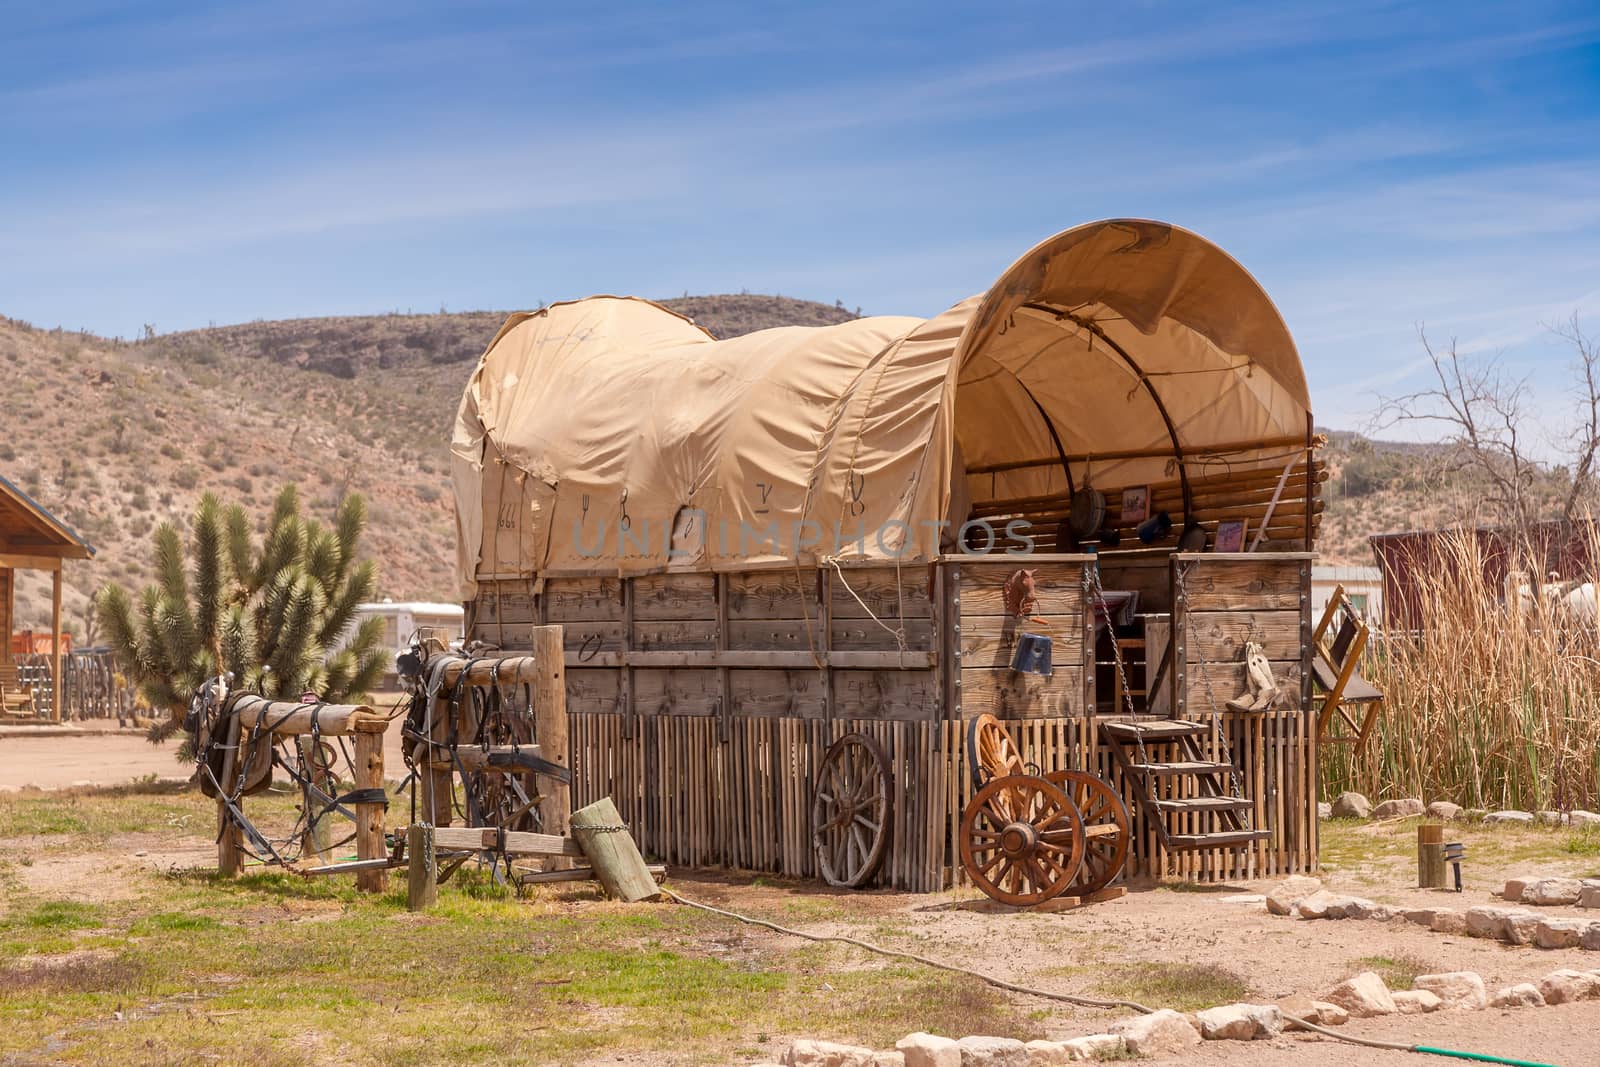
[3,1,1597,434]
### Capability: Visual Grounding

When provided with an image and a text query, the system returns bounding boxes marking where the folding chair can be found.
[1311,584,1384,749]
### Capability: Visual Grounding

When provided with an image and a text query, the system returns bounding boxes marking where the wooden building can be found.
[1,473,95,720]
[452,220,1323,889]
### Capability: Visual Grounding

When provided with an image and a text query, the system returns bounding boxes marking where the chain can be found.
[1173,561,1246,799]
[1089,567,1152,768]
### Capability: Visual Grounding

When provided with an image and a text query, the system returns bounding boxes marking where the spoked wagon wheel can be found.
[966,712,1025,788]
[960,774,1085,906]
[1045,770,1130,896]
[811,732,893,888]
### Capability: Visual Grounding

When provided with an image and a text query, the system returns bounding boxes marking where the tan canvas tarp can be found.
[452,219,1310,596]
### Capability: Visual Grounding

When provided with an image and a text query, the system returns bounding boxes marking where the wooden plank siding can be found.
[469,552,1318,889]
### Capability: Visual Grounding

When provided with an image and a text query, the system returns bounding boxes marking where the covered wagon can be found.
[451,219,1323,892]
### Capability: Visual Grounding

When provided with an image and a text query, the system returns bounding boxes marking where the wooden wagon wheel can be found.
[960,774,1085,906]
[1045,769,1130,896]
[966,712,1025,788]
[811,732,893,888]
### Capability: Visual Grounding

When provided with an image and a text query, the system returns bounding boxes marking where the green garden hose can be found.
[660,888,1561,1067]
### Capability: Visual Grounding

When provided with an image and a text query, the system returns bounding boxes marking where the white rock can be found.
[1108,1010,1201,1057]
[1020,1040,1072,1066]
[1464,906,1513,940]
[955,1036,1026,1067]
[1339,898,1388,921]
[1054,1035,1123,1061]
[874,1055,906,1067]
[1535,918,1588,949]
[1428,908,1466,935]
[1538,969,1600,1005]
[1309,1001,1349,1026]
[1569,810,1600,829]
[1489,983,1545,1008]
[1579,887,1600,909]
[1324,971,1398,1017]
[1524,877,1584,906]
[1413,972,1487,1010]
[1505,911,1543,946]
[1193,1003,1283,1040]
[1295,889,1343,919]
[896,1033,961,1067]
[1536,810,1568,827]
[787,1040,877,1067]
[1502,876,1536,901]
[1426,801,1463,821]
[1330,791,1371,818]
[1581,923,1600,951]
[1373,798,1425,819]
[1317,801,1333,819]
[1392,989,1443,1014]
[1484,810,1535,826]
[1266,875,1322,916]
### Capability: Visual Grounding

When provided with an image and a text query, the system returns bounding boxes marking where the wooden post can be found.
[353,726,387,892]
[571,796,659,902]
[531,625,570,868]
[407,824,437,911]
[1418,823,1446,888]
[217,799,242,877]
[49,568,62,722]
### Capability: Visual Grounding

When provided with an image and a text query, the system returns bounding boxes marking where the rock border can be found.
[772,959,1600,1066]
[1267,876,1600,951]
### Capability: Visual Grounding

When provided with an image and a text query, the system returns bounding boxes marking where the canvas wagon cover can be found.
[453,220,1312,596]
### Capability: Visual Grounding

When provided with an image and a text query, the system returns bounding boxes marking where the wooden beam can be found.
[964,433,1326,476]
[226,696,390,736]
[49,569,61,723]
[353,730,386,893]
[0,552,64,571]
[431,825,585,858]
[531,624,570,869]
[428,654,541,687]
[518,863,666,886]
[568,649,936,670]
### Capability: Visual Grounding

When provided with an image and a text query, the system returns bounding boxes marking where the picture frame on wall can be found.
[1214,519,1248,553]
[1120,485,1149,525]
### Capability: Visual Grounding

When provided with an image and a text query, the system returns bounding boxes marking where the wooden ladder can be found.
[1099,719,1271,852]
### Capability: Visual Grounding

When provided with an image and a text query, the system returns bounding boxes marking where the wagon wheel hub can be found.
[999,821,1036,858]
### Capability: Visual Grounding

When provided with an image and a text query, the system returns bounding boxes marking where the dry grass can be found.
[1322,525,1600,811]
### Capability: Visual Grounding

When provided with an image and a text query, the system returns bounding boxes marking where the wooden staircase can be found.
[1100,719,1271,852]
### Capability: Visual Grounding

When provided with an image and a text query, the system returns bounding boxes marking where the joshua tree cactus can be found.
[97,485,388,733]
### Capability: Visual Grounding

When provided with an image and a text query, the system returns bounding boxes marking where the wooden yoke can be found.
[215,697,393,891]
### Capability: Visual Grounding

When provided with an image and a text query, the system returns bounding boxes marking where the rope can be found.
[827,559,907,655]
[657,887,1556,1065]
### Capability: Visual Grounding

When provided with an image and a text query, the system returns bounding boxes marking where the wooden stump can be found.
[407,824,437,911]
[353,727,387,893]
[1418,823,1446,889]
[571,796,659,902]
[217,798,242,877]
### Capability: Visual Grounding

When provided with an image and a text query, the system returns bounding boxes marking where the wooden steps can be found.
[1155,796,1254,813]
[1167,830,1272,850]
[1128,760,1234,777]
[1100,717,1271,860]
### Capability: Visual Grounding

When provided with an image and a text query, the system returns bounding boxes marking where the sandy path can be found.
[0,728,411,791]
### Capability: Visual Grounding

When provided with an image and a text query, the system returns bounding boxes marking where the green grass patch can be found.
[1352,954,1429,991]
[1083,962,1249,1013]
[5,900,103,931]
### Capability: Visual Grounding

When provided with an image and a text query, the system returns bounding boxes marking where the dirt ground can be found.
[3,737,1599,1065]
[0,723,412,792]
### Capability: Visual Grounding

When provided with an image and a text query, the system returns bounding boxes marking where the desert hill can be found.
[0,294,1518,633]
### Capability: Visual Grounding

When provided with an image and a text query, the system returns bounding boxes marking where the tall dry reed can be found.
[1321,525,1600,811]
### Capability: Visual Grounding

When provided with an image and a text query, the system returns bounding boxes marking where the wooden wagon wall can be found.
[470,553,1318,889]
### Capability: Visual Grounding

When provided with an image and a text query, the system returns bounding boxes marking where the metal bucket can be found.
[1010,632,1053,676]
